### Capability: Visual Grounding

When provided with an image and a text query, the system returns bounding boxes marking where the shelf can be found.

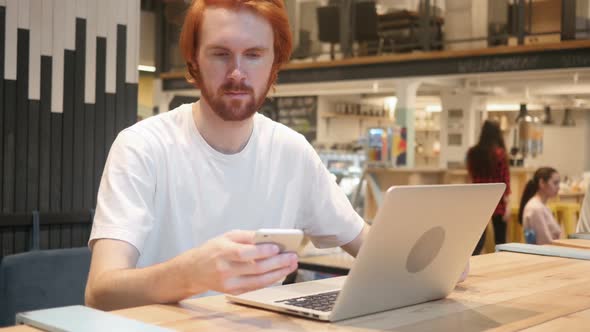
[416,154,440,159]
[415,128,440,132]
[320,112,394,122]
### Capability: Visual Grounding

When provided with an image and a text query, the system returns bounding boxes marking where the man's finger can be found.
[231,253,297,276]
[226,241,280,262]
[226,264,297,294]
[225,230,256,244]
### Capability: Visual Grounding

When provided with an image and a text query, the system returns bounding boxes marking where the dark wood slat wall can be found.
[26,100,40,211]
[50,224,62,249]
[126,84,138,128]
[61,49,75,212]
[3,82,16,213]
[1,20,136,212]
[104,94,116,158]
[83,103,95,209]
[115,25,127,139]
[0,3,139,256]
[94,37,107,205]
[39,57,52,212]
[15,29,30,212]
[39,224,49,250]
[0,6,4,213]
[72,19,86,210]
[49,112,62,212]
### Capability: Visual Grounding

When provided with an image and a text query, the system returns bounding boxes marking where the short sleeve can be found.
[297,142,365,248]
[88,129,157,255]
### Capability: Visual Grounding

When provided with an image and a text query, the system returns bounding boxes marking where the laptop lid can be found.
[330,183,505,320]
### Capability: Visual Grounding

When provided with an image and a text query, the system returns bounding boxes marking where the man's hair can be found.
[179,0,293,88]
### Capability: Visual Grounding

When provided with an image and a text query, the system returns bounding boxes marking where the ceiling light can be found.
[487,103,543,112]
[138,65,156,72]
[486,104,520,112]
[425,105,442,112]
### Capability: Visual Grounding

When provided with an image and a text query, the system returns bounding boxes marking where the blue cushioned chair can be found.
[524,228,537,244]
[0,247,91,326]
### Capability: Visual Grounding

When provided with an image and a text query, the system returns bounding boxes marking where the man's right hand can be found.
[177,230,299,296]
[86,230,298,311]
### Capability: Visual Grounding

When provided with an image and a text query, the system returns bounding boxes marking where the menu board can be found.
[260,96,317,142]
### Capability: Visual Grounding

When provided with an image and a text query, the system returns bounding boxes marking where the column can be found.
[439,90,486,168]
[395,80,420,168]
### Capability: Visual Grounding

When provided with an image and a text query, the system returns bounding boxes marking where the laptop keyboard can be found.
[275,291,340,312]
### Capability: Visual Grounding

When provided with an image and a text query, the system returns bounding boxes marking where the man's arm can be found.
[85,231,298,311]
[85,239,189,310]
[340,224,369,257]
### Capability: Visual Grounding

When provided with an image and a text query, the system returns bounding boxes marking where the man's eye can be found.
[213,52,229,57]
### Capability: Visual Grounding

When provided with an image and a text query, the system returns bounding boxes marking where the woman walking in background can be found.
[519,167,562,245]
[467,120,511,255]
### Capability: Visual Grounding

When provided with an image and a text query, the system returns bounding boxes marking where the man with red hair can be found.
[85,0,368,310]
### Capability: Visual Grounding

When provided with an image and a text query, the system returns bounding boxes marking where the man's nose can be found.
[228,57,246,82]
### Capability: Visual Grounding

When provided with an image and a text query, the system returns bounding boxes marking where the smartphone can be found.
[254,229,304,253]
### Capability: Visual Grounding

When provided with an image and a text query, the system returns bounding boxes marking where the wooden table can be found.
[551,238,590,250]
[522,307,590,331]
[4,252,590,331]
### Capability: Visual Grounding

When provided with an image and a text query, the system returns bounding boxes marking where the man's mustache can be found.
[220,81,254,93]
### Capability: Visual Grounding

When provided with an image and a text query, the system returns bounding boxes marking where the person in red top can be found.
[466,120,511,255]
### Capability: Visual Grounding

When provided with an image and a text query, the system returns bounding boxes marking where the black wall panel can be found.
[0,6,5,213]
[39,56,52,212]
[94,37,107,204]
[15,29,30,212]
[72,19,86,210]
[61,50,75,211]
[0,5,138,256]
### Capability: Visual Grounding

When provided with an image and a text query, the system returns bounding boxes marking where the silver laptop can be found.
[227,183,505,321]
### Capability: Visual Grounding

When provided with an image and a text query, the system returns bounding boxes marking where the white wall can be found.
[439,90,485,168]
[530,110,590,177]
[502,109,590,178]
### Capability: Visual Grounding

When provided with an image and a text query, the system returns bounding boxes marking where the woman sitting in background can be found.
[519,167,562,244]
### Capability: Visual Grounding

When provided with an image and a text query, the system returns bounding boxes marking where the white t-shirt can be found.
[522,196,561,245]
[89,103,364,269]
